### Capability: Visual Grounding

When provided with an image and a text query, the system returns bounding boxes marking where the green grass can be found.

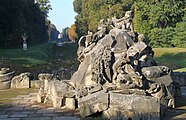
[175,97,186,110]
[55,43,78,68]
[0,42,55,67]
[153,48,186,72]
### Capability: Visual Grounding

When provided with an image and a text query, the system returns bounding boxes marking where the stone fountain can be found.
[37,11,178,120]
[0,68,14,89]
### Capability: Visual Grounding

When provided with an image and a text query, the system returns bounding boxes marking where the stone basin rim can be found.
[0,71,14,77]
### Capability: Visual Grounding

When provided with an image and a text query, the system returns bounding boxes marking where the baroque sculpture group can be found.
[37,11,178,119]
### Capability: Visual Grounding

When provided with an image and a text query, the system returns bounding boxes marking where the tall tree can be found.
[35,0,52,18]
[67,24,78,42]
[0,0,51,48]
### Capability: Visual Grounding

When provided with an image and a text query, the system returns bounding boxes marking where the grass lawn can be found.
[0,42,55,67]
[55,42,78,68]
[0,43,185,73]
[153,48,186,72]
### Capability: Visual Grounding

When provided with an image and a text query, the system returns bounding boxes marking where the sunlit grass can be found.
[153,48,186,72]
[0,42,55,67]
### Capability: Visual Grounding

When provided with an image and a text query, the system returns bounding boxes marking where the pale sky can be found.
[48,0,77,32]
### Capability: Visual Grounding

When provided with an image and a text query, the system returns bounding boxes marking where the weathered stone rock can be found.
[39,79,76,109]
[65,98,76,110]
[52,96,63,108]
[100,35,114,47]
[111,89,146,96]
[88,84,103,94]
[31,80,42,88]
[38,73,54,81]
[48,80,74,97]
[78,91,109,117]
[142,66,164,80]
[71,54,92,86]
[155,75,173,87]
[110,28,133,53]
[76,86,89,98]
[102,82,116,92]
[105,93,160,120]
[11,72,32,89]
[37,88,45,103]
[38,73,54,92]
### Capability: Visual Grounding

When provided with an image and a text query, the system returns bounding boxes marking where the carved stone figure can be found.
[77,36,86,62]
[92,27,107,43]
[111,11,134,38]
[92,19,109,43]
[85,30,93,47]
[112,52,129,83]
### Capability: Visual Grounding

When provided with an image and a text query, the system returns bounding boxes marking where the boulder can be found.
[142,66,164,80]
[65,98,76,110]
[11,72,32,89]
[104,93,160,120]
[78,91,109,117]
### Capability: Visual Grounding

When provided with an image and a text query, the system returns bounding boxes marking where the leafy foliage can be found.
[35,0,52,18]
[0,0,52,48]
[67,24,78,42]
[73,0,186,48]
[73,0,135,37]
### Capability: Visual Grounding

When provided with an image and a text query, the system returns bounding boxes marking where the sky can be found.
[48,0,77,32]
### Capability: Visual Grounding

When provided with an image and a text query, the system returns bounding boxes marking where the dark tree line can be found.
[0,0,56,48]
[73,0,186,47]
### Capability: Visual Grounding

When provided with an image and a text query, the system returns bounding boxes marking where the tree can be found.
[0,0,51,48]
[35,0,52,18]
[60,27,69,41]
[73,0,186,47]
[73,0,135,37]
[172,13,186,47]
[67,24,78,42]
[133,0,185,47]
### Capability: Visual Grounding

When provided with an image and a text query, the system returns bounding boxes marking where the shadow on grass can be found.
[154,52,186,71]
[175,96,186,109]
[10,58,47,67]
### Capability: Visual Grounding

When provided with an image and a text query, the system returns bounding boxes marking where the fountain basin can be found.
[0,71,14,89]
